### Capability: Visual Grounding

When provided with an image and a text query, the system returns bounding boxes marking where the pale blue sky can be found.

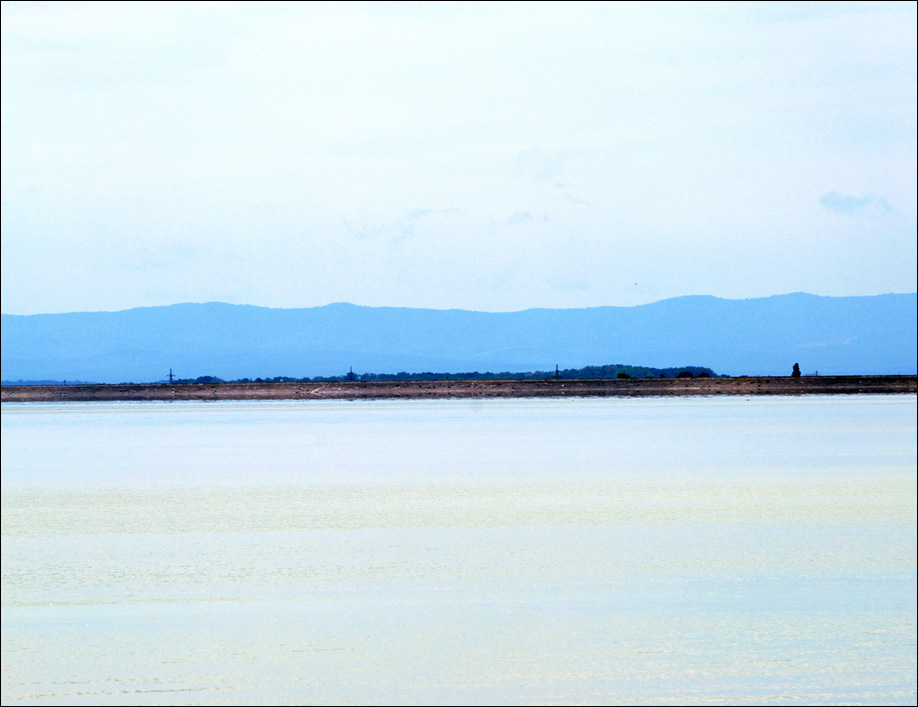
[2,1,915,314]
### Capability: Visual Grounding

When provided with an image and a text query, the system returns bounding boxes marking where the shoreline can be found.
[1,375,915,402]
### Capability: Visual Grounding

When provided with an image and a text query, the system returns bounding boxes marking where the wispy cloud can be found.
[515,150,568,185]
[819,192,894,215]
[505,210,533,226]
[344,209,465,246]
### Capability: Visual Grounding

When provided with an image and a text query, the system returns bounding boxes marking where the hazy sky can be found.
[2,1,916,314]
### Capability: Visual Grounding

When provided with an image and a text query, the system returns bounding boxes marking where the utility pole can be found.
[168,369,174,384]
[555,364,560,380]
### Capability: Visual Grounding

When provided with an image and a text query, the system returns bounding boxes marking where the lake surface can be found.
[2,396,916,705]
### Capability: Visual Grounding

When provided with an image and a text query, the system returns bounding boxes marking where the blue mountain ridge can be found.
[2,293,915,383]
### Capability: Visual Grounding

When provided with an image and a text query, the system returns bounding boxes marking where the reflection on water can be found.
[2,396,916,705]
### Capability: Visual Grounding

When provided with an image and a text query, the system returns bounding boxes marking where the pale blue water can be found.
[2,396,916,705]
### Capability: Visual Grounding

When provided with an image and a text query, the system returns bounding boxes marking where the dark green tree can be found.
[792,363,801,378]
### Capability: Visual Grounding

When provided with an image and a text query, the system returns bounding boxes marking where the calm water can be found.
[2,396,916,705]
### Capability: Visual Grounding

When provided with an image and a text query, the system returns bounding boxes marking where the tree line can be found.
[174,363,720,385]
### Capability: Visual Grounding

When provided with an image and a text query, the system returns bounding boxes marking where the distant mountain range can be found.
[2,293,915,384]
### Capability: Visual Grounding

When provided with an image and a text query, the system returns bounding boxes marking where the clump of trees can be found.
[173,375,225,384]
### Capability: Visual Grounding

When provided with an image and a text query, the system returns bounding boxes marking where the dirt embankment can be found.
[1,376,915,402]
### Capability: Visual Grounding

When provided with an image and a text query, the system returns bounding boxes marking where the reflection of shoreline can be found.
[2,376,915,402]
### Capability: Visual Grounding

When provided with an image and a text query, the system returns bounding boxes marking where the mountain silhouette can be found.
[2,293,915,383]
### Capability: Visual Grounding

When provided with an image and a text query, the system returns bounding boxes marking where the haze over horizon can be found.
[2,2,916,316]
[3,289,917,318]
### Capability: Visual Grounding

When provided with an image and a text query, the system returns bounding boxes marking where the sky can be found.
[2,1,916,315]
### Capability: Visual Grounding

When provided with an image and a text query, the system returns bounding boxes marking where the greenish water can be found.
[2,396,916,705]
